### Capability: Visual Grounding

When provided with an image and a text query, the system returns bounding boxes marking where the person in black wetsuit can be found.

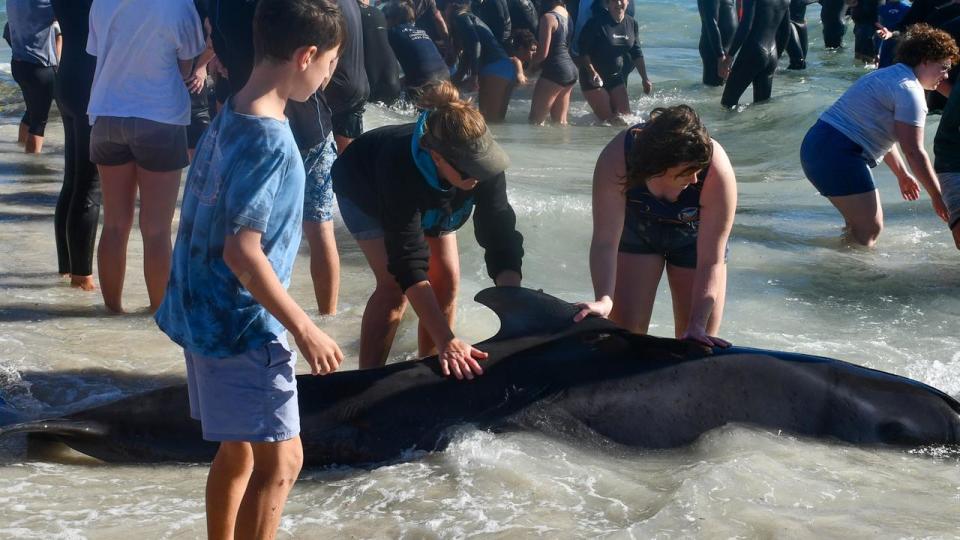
[576,0,652,123]
[208,0,345,315]
[851,0,880,63]
[507,0,538,35]
[187,0,217,160]
[384,0,450,95]
[528,0,577,124]
[446,0,518,121]
[327,0,370,153]
[359,0,403,105]
[7,0,59,154]
[411,0,450,44]
[331,81,523,376]
[477,0,512,46]
[51,0,100,291]
[698,0,738,86]
[820,0,848,48]
[785,0,817,69]
[719,0,790,108]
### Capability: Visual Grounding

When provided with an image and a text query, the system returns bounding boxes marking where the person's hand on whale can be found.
[439,337,488,380]
[680,326,731,349]
[573,295,613,322]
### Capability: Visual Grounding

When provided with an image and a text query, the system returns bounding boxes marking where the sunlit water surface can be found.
[0,1,959,538]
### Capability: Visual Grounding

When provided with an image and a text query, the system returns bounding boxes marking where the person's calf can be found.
[234,440,304,540]
[207,442,255,540]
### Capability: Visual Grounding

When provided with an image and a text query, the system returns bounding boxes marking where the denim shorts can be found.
[801,120,877,197]
[619,215,701,268]
[337,194,384,240]
[185,335,300,443]
[938,171,960,229]
[90,116,189,172]
[303,132,338,223]
[479,57,516,82]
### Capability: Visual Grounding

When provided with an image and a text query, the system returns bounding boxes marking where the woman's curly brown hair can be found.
[895,23,960,67]
[624,105,712,191]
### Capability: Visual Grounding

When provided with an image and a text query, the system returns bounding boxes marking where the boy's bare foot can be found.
[70,275,97,291]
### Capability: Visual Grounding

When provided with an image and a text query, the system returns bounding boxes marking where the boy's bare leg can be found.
[234,437,304,540]
[207,441,255,540]
[18,122,28,145]
[303,221,339,315]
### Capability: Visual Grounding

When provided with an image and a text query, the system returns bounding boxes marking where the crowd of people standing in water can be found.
[3,0,960,536]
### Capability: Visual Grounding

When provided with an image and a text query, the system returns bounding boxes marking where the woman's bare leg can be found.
[665,263,727,337]
[418,234,460,357]
[478,74,513,123]
[136,166,183,312]
[97,162,138,313]
[529,77,564,125]
[608,85,632,117]
[303,221,339,315]
[582,87,615,123]
[550,84,574,125]
[609,252,666,333]
[356,237,408,369]
[826,190,884,247]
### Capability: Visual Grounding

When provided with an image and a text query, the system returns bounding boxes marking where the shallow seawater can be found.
[1,1,959,538]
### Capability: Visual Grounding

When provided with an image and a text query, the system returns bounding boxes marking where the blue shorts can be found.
[303,133,338,223]
[801,120,877,197]
[185,335,300,443]
[338,194,459,241]
[479,57,516,82]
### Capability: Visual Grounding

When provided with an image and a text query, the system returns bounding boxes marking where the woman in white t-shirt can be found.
[87,0,205,312]
[799,24,958,246]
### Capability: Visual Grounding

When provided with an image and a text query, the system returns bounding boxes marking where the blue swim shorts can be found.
[185,335,300,443]
[801,120,877,197]
[479,57,517,82]
[303,132,338,223]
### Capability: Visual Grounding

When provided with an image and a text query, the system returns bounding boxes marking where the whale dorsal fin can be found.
[474,287,618,344]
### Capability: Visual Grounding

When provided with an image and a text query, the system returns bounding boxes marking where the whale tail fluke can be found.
[0,418,108,439]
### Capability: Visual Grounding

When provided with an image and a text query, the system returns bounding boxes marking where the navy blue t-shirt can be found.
[388,23,449,87]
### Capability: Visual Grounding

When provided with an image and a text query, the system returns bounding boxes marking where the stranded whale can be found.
[1,287,958,465]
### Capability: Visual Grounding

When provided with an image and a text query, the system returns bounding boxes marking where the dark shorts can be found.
[801,120,876,197]
[338,194,457,241]
[12,60,56,137]
[619,215,700,269]
[578,66,625,92]
[938,171,960,229]
[90,116,189,172]
[188,87,212,150]
[332,103,365,139]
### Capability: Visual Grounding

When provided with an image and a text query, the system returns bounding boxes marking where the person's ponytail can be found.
[417,80,487,146]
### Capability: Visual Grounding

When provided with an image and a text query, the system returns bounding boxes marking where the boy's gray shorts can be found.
[185,335,300,443]
[90,116,189,172]
[939,172,960,229]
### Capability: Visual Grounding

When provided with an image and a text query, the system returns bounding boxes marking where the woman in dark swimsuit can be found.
[528,0,577,124]
[575,105,737,348]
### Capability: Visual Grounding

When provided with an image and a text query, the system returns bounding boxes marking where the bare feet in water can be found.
[70,275,97,291]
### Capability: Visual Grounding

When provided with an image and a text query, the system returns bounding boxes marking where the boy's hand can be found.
[438,337,487,380]
[295,325,343,375]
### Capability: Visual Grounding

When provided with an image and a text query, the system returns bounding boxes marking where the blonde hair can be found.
[417,80,487,146]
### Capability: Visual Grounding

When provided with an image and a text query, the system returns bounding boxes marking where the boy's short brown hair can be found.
[253,0,345,64]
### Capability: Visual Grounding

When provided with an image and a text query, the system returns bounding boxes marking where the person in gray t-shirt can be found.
[799,24,958,247]
[5,0,60,153]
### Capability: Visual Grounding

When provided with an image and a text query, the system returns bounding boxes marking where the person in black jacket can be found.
[359,0,403,105]
[331,81,524,379]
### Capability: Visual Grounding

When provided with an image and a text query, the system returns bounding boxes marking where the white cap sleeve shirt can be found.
[820,63,927,166]
[86,0,206,126]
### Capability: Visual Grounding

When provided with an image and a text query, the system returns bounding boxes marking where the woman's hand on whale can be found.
[680,327,731,349]
[439,337,488,380]
[573,296,613,322]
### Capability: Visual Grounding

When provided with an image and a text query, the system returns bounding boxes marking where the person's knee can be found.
[216,442,254,473]
[850,220,882,246]
[253,442,303,482]
[139,214,173,243]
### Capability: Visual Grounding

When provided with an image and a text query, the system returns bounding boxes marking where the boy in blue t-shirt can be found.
[154,0,344,536]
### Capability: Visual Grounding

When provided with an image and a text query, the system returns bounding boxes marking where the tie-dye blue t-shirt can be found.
[155,101,305,357]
